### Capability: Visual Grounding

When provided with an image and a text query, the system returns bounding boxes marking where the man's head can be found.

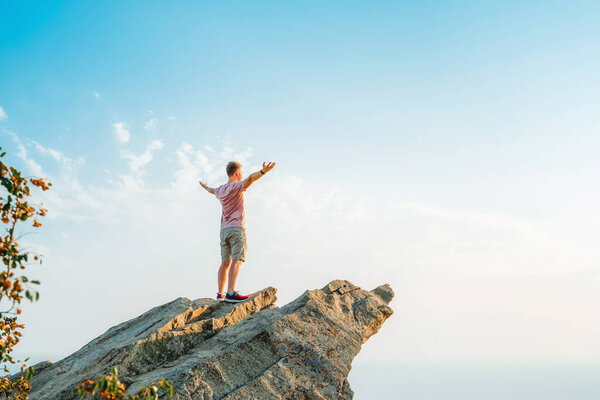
[226,161,243,181]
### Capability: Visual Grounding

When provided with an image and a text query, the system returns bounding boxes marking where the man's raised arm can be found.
[244,161,276,189]
[198,180,215,194]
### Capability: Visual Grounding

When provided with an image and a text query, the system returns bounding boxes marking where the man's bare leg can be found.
[227,259,243,293]
[218,259,231,294]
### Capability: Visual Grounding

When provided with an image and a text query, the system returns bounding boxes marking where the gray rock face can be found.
[25,280,393,399]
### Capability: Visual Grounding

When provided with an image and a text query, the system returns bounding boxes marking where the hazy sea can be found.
[349,361,600,399]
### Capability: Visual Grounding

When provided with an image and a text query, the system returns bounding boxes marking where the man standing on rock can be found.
[199,161,276,303]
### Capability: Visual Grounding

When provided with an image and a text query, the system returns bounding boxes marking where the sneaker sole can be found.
[224,298,248,303]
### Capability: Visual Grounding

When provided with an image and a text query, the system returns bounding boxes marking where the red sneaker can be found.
[216,293,225,301]
[225,291,248,303]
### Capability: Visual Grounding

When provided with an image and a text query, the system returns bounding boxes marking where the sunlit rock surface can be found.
[25,280,393,399]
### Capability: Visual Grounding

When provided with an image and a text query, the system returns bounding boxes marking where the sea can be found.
[349,361,600,399]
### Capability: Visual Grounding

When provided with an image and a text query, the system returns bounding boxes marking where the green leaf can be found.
[25,366,35,380]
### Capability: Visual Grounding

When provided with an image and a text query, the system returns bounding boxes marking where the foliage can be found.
[75,366,174,400]
[0,146,49,398]
[0,369,33,400]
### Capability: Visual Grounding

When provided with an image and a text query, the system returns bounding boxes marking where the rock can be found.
[24,280,393,399]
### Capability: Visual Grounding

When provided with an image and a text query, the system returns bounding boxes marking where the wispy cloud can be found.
[121,140,164,173]
[6,133,598,364]
[3,133,583,279]
[172,142,255,195]
[6,131,44,176]
[0,106,7,121]
[144,118,158,130]
[92,92,100,99]
[32,141,85,173]
[113,122,130,144]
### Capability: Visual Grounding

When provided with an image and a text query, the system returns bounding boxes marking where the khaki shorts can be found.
[220,227,247,262]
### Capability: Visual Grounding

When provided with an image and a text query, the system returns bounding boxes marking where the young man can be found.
[199,161,276,303]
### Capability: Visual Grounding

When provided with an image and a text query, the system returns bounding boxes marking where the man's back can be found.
[214,179,247,229]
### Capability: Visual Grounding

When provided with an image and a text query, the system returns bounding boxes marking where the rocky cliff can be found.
[24,280,393,399]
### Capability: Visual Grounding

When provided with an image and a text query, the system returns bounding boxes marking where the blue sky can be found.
[1,0,600,387]
[2,1,599,208]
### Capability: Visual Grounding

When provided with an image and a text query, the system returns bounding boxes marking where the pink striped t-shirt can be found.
[214,179,247,229]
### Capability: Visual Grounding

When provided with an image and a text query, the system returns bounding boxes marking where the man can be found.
[199,160,276,303]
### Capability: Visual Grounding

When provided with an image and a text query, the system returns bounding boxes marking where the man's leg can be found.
[227,259,243,293]
[218,259,231,294]
[227,228,247,293]
[223,228,248,302]
[218,228,232,295]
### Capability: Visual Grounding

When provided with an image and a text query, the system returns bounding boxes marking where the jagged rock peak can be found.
[25,280,393,399]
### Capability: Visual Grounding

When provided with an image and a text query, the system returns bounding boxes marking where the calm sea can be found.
[349,361,600,399]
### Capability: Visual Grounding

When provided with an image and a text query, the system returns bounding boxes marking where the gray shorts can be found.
[220,227,247,262]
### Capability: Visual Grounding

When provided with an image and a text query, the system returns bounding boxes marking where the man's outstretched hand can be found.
[199,180,215,194]
[244,161,276,190]
[262,162,276,173]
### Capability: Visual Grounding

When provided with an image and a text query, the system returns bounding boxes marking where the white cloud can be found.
[144,118,158,130]
[7,135,600,365]
[121,140,164,173]
[92,92,100,99]
[148,140,163,151]
[172,142,255,196]
[32,141,85,173]
[113,122,130,143]
[6,131,44,176]
[0,106,7,121]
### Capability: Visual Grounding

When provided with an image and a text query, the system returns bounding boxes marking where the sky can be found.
[1,0,600,387]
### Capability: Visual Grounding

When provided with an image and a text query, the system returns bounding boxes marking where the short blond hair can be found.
[226,161,242,177]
